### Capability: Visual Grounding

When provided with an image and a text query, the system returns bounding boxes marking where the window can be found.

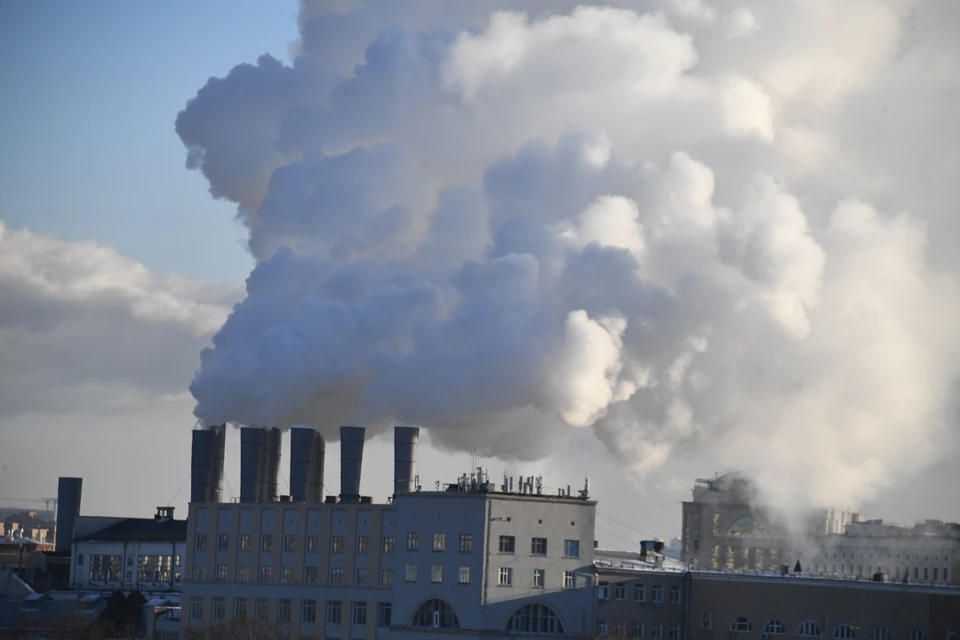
[189,596,203,620]
[211,596,224,621]
[280,566,293,583]
[652,625,663,640]
[330,566,343,584]
[383,536,395,554]
[255,598,269,621]
[619,623,629,638]
[237,565,249,582]
[531,537,547,555]
[432,564,443,583]
[599,621,609,637]
[195,534,207,551]
[434,533,446,551]
[301,599,316,624]
[239,534,251,551]
[326,601,342,624]
[277,598,291,623]
[283,534,295,552]
[871,626,890,640]
[193,565,205,581]
[460,533,473,552]
[499,566,513,586]
[635,584,646,601]
[258,565,271,582]
[635,624,645,638]
[507,603,565,634]
[218,534,229,551]
[352,602,367,626]
[304,566,318,583]
[358,535,369,554]
[670,625,680,640]
[798,621,821,638]
[407,532,420,551]
[765,620,786,635]
[499,535,516,553]
[406,563,417,582]
[377,603,392,627]
[216,564,227,581]
[306,535,317,552]
[459,565,470,584]
[598,582,610,600]
[564,571,575,588]
[908,632,926,640]
[261,534,273,551]
[532,568,544,588]
[652,585,664,604]
[233,597,247,620]
[701,614,713,632]
[731,617,752,633]
[834,625,855,640]
[380,568,393,586]
[356,567,369,585]
[138,555,172,582]
[564,539,580,558]
[412,599,460,629]
[331,535,345,553]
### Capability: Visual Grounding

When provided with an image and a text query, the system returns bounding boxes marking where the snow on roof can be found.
[594,550,688,573]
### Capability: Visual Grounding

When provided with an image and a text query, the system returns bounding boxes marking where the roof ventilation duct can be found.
[290,426,325,502]
[190,425,225,504]
[339,426,365,504]
[55,477,82,552]
[393,426,419,497]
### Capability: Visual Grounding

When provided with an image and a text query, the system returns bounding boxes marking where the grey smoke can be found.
[177,0,960,511]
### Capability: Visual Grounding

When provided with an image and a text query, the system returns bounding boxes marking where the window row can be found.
[497,566,579,589]
[82,553,182,583]
[190,596,391,628]
[596,621,680,639]
[714,616,934,640]
[598,581,680,605]
[497,535,581,558]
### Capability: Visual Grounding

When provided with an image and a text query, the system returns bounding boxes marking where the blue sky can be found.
[0,0,297,281]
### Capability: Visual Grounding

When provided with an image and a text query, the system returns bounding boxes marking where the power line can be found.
[597,511,657,541]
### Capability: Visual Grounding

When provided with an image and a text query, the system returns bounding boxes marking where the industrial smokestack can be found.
[393,426,419,496]
[290,426,325,502]
[339,426,365,503]
[55,477,82,552]
[240,426,266,502]
[190,425,226,503]
[266,427,282,502]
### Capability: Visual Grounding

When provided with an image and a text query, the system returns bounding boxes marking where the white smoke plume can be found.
[176,0,960,510]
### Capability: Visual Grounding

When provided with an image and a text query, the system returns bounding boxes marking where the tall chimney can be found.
[240,427,266,502]
[190,425,226,503]
[290,426,325,502]
[55,477,82,552]
[339,426,365,503]
[265,427,282,502]
[393,426,419,496]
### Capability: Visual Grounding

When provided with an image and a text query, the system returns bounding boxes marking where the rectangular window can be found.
[306,535,318,552]
[277,599,291,623]
[499,535,516,553]
[433,533,446,551]
[669,585,681,604]
[564,571,575,588]
[599,621,609,637]
[383,536,395,554]
[564,539,580,558]
[634,584,646,601]
[261,534,273,552]
[329,567,343,584]
[283,535,295,552]
[258,565,271,582]
[218,534,229,551]
[460,533,473,552]
[669,626,680,640]
[211,596,225,621]
[700,613,713,632]
[534,568,545,588]
[377,603,392,628]
[331,535,345,553]
[615,583,626,600]
[233,597,247,620]
[499,566,513,586]
[195,534,207,551]
[190,596,203,620]
[380,568,393,586]
[635,624,645,638]
[237,565,249,582]
[598,582,610,600]
[301,599,317,624]
[358,535,369,554]
[618,623,628,638]
[239,534,251,551]
[432,564,443,583]
[653,625,663,640]
[531,537,548,555]
[652,585,664,604]
[255,598,269,621]
[351,602,367,626]
[406,564,417,582]
[356,567,369,585]
[216,564,227,581]
[407,532,419,551]
[459,565,470,584]
[137,555,172,582]
[193,565,205,581]
[326,601,342,625]
[282,566,294,583]
[304,566,319,583]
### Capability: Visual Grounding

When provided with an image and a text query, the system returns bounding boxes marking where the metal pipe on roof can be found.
[55,477,82,553]
[339,426,365,503]
[290,426,325,502]
[393,426,419,497]
[240,426,266,502]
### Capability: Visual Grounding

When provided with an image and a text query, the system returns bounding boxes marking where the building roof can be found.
[594,549,688,574]
[76,518,187,543]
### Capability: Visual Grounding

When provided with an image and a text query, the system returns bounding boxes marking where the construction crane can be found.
[0,497,58,514]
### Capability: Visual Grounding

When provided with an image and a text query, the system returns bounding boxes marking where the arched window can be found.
[834,624,856,639]
[764,620,786,635]
[507,603,566,634]
[410,599,459,629]
[872,627,890,640]
[798,621,822,638]
[731,617,752,633]
[908,631,926,640]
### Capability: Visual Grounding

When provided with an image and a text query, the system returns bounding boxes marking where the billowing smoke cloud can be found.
[177,0,960,510]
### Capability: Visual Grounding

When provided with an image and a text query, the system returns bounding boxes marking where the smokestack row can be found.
[290,426,325,502]
[190,425,226,503]
[240,426,282,503]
